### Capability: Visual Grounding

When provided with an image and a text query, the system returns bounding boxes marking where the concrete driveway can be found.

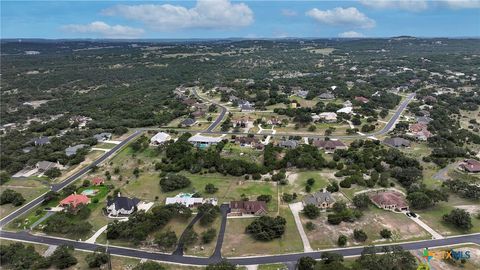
[289,202,313,252]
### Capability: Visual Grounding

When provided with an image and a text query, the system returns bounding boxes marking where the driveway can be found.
[433,162,460,181]
[289,202,313,252]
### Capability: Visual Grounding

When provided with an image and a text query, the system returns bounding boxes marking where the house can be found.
[65,144,88,157]
[192,110,206,118]
[343,100,352,107]
[460,159,480,173]
[383,137,411,148]
[235,136,259,147]
[240,104,255,112]
[355,96,369,104]
[150,132,171,145]
[30,136,50,146]
[313,140,347,153]
[93,133,112,142]
[278,140,298,149]
[188,134,223,148]
[36,161,62,172]
[92,177,105,186]
[266,118,280,126]
[180,118,197,127]
[69,116,92,128]
[319,112,337,122]
[311,114,321,122]
[303,190,335,209]
[369,191,409,212]
[416,116,433,125]
[408,123,432,141]
[182,98,197,107]
[230,201,267,216]
[107,196,140,216]
[337,107,353,114]
[423,96,437,103]
[319,92,335,100]
[60,194,90,208]
[165,193,218,208]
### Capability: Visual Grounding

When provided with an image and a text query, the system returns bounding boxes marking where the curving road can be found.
[191,88,228,132]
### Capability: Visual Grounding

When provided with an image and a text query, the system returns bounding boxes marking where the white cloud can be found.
[441,0,480,9]
[102,0,254,30]
[359,0,428,11]
[306,7,375,29]
[339,31,366,38]
[61,21,144,38]
[281,9,298,17]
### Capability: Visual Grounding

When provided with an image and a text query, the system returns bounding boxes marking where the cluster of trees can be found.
[0,189,25,206]
[159,173,191,192]
[245,216,286,241]
[43,205,93,237]
[0,243,78,269]
[443,208,473,230]
[106,203,192,244]
[443,180,480,200]
[406,184,448,210]
[296,245,417,270]
[327,201,362,225]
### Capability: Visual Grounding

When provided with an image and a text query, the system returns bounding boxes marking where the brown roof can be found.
[355,96,369,103]
[230,201,267,214]
[235,136,259,144]
[313,140,346,150]
[462,159,480,173]
[409,123,428,133]
[369,192,408,209]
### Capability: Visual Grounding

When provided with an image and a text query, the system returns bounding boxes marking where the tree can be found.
[198,203,220,226]
[201,228,217,244]
[297,256,317,270]
[352,194,370,209]
[303,204,320,219]
[0,242,45,269]
[356,245,417,270]
[159,174,191,192]
[406,191,433,209]
[257,194,272,203]
[321,252,344,264]
[326,181,339,193]
[0,172,10,185]
[353,229,368,242]
[306,221,316,231]
[245,216,286,241]
[133,167,140,178]
[49,245,78,269]
[282,193,297,202]
[45,167,61,179]
[43,191,59,204]
[155,230,178,250]
[443,208,473,230]
[0,189,25,206]
[338,235,347,246]
[380,229,392,239]
[206,260,236,270]
[205,183,219,194]
[183,228,198,246]
[133,261,166,270]
[333,201,347,213]
[85,248,109,268]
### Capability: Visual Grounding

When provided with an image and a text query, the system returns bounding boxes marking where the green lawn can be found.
[258,263,288,270]
[0,179,49,217]
[95,142,118,149]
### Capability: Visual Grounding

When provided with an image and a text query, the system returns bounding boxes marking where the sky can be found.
[1,0,479,39]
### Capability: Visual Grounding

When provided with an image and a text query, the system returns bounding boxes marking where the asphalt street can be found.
[191,88,227,132]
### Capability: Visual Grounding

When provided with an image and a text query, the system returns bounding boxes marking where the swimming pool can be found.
[81,189,98,196]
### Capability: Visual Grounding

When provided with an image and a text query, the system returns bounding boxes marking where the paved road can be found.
[147,92,416,139]
[211,204,230,260]
[1,230,478,266]
[0,130,142,228]
[191,88,227,132]
[173,212,203,256]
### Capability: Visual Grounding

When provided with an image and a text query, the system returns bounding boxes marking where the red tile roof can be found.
[60,194,90,208]
[230,201,267,215]
[355,96,369,103]
[369,191,408,209]
[461,159,480,173]
[92,177,104,186]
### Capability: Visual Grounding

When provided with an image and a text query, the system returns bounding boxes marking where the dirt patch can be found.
[287,172,298,184]
[456,205,480,215]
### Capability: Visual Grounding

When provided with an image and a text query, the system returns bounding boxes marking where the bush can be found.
[159,174,191,192]
[0,189,25,206]
[353,229,368,242]
[303,204,320,219]
[49,245,78,269]
[205,183,219,194]
[183,228,198,246]
[327,214,342,225]
[339,178,352,188]
[282,193,296,202]
[252,173,262,180]
[326,181,339,193]
[305,185,312,193]
[380,228,392,239]
[45,167,61,179]
[352,194,370,209]
[245,216,286,241]
[338,235,347,246]
[201,228,217,244]
[305,221,316,231]
[198,203,220,226]
[206,260,236,270]
[443,208,473,230]
[155,230,177,250]
[257,194,272,203]
[85,249,109,268]
[306,178,315,186]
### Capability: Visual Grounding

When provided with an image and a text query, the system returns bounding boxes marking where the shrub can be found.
[204,183,219,194]
[353,229,368,242]
[201,228,217,244]
[245,216,286,241]
[155,230,177,250]
[257,194,272,203]
[338,235,347,246]
[159,174,191,192]
[443,208,473,230]
[380,228,392,239]
[305,221,316,231]
[303,204,320,219]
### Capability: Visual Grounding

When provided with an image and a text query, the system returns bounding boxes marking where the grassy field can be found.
[184,215,222,257]
[0,179,49,217]
[222,143,263,164]
[222,205,303,257]
[258,263,288,270]
[95,142,118,149]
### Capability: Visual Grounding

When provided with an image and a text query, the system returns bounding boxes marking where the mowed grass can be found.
[222,205,303,257]
[0,179,49,217]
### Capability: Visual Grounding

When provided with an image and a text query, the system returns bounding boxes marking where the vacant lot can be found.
[184,215,222,257]
[301,207,430,249]
[0,179,49,217]
[221,206,303,257]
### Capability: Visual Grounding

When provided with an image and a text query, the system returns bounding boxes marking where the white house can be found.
[188,134,223,148]
[337,107,353,114]
[106,196,140,216]
[165,193,218,208]
[150,132,171,145]
[319,112,337,122]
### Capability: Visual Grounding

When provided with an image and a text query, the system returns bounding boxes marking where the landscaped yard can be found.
[221,205,303,257]
[300,206,430,249]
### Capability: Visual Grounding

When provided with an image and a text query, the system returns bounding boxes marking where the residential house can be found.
[369,191,409,212]
[313,140,347,153]
[60,194,90,209]
[408,123,432,141]
[235,136,259,147]
[36,161,63,172]
[416,116,433,125]
[180,118,197,127]
[278,140,298,149]
[383,137,411,148]
[355,96,369,104]
[343,100,352,107]
[65,144,88,157]
[311,114,321,122]
[266,118,280,126]
[240,104,255,112]
[150,132,171,145]
[69,116,92,128]
[182,98,197,107]
[192,110,206,118]
[319,112,337,123]
[188,134,223,148]
[460,159,480,173]
[337,106,353,114]
[30,136,50,146]
[296,90,309,99]
[303,190,335,209]
[92,177,105,186]
[107,195,140,216]
[93,133,112,142]
[165,193,218,208]
[229,201,268,216]
[423,96,437,103]
[319,92,335,100]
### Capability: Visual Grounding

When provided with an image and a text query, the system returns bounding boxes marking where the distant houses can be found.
[278,140,298,149]
[30,136,50,146]
[180,118,197,127]
[355,96,369,104]
[188,134,223,148]
[318,112,337,123]
[65,144,88,157]
[303,190,335,209]
[93,133,112,142]
[383,137,411,148]
[313,140,347,153]
[150,132,171,145]
[408,123,432,141]
[229,200,268,216]
[318,92,335,100]
[36,161,63,172]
